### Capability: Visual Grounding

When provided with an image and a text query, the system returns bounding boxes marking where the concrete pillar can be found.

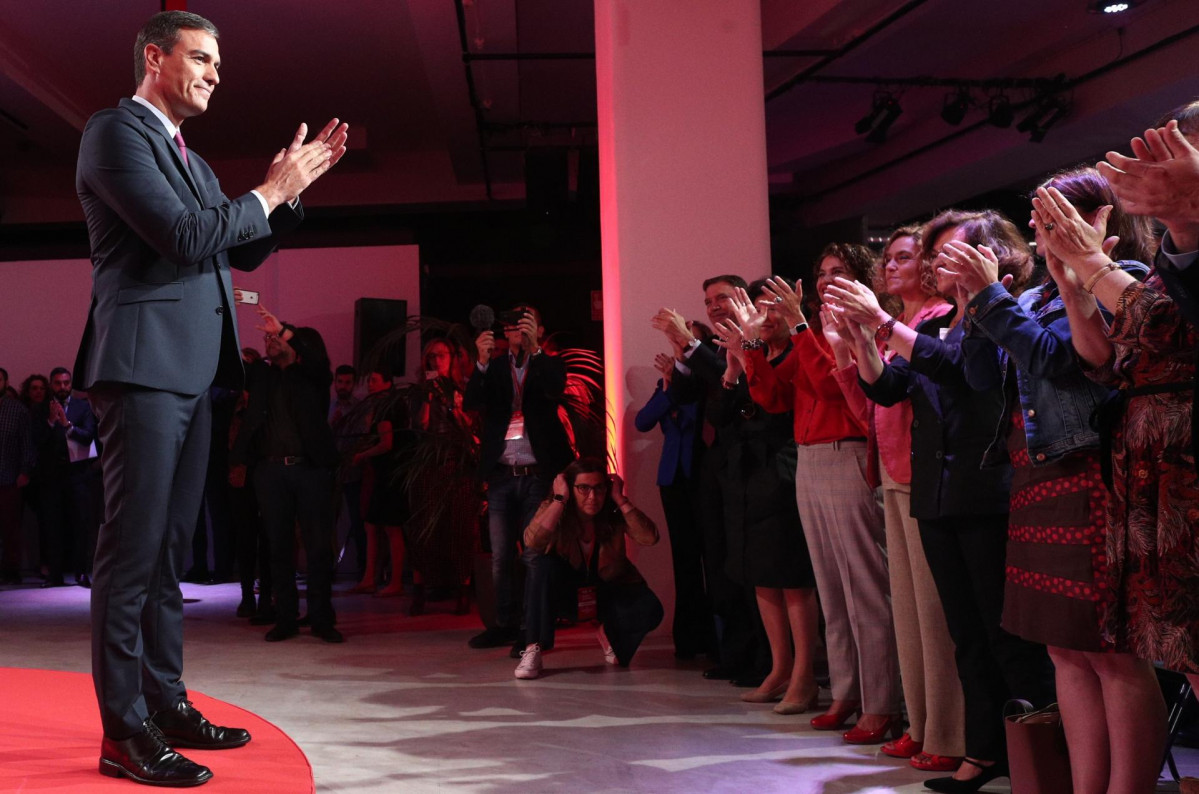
[594,1,771,624]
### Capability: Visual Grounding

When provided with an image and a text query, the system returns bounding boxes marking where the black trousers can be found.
[36,461,95,580]
[659,476,716,657]
[89,385,211,739]
[253,461,336,631]
[919,513,1054,761]
[522,548,663,666]
[231,477,270,604]
[698,451,764,673]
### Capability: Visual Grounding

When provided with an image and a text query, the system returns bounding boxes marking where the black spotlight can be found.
[987,94,1014,128]
[855,94,886,135]
[1028,100,1069,143]
[940,88,971,125]
[865,97,903,143]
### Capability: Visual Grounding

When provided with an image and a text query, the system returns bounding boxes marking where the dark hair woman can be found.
[950,167,1160,794]
[515,457,663,679]
[825,209,1052,793]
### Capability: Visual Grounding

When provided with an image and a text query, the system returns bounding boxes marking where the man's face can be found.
[51,373,72,402]
[149,28,220,124]
[704,281,737,325]
[334,373,355,400]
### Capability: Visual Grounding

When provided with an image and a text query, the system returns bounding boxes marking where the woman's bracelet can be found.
[741,338,764,351]
[1082,261,1120,294]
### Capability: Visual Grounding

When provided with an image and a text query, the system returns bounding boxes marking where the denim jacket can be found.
[961,262,1148,467]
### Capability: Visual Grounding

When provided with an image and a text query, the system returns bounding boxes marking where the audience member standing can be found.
[833,211,1054,792]
[330,364,367,577]
[0,367,34,584]
[633,342,713,660]
[233,306,343,643]
[465,305,574,650]
[33,368,99,588]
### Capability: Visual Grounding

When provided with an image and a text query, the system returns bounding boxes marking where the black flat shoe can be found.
[264,624,299,642]
[99,720,212,787]
[312,626,345,643]
[235,598,256,618]
[702,665,740,680]
[151,700,251,750]
[924,758,1008,793]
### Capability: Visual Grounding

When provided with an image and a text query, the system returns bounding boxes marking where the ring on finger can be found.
[1044,222,1056,232]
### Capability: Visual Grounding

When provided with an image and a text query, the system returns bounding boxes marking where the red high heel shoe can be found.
[810,706,859,731]
[842,714,904,744]
[881,732,923,758]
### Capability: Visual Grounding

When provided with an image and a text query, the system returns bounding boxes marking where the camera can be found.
[498,309,526,327]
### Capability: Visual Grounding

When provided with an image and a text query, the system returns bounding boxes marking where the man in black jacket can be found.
[465,305,574,648]
[231,307,342,644]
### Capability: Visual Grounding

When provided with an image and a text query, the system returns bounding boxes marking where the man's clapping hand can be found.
[256,118,349,212]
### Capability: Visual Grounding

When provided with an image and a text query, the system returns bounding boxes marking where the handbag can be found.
[1003,700,1073,794]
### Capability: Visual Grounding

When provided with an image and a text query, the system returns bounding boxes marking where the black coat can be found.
[464,351,574,480]
[859,310,1011,520]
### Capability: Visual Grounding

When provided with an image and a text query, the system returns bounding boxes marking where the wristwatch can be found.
[552,493,566,503]
[874,317,898,343]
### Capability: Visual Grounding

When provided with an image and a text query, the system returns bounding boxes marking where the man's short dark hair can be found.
[134,11,219,88]
[50,367,71,381]
[335,364,357,378]
[702,275,748,292]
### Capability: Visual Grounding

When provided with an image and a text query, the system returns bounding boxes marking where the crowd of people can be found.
[635,105,1199,793]
[3,82,1199,794]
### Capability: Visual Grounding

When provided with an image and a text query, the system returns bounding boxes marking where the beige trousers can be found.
[794,441,900,714]
[882,467,966,756]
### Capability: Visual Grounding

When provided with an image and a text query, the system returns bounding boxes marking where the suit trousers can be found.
[881,470,964,756]
[659,476,715,657]
[88,384,211,739]
[253,461,336,631]
[486,471,549,629]
[918,513,1054,761]
[793,441,899,714]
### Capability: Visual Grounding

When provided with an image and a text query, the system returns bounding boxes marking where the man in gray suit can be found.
[74,10,347,787]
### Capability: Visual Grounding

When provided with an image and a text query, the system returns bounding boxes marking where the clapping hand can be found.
[1098,120,1199,248]
[938,240,1007,300]
[653,352,674,383]
[651,308,694,349]
[823,277,886,326]
[1032,186,1119,279]
[759,277,805,327]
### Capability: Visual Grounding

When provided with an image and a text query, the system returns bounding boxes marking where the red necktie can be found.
[174,131,189,167]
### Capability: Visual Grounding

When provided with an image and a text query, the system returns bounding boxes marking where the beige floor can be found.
[1,581,1193,793]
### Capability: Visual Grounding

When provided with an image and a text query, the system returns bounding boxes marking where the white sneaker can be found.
[514,644,543,679]
[597,626,617,665]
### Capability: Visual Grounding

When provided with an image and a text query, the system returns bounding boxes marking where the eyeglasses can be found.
[573,483,608,496]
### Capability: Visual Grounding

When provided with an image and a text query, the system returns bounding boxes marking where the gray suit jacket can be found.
[74,98,302,395]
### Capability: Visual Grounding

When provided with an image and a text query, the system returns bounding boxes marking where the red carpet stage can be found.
[0,667,313,792]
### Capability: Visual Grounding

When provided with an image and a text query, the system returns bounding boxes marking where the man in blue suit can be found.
[74,10,347,787]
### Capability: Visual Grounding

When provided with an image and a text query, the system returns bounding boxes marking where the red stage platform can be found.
[0,667,313,792]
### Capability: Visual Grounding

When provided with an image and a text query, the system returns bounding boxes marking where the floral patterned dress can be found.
[1087,273,1199,672]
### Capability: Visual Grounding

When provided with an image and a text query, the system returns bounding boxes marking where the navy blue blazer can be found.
[73,98,302,395]
[634,377,704,487]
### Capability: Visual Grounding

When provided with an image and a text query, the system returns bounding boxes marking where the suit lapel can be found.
[120,99,203,204]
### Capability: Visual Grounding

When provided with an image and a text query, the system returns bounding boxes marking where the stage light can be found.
[988,94,1014,128]
[1028,100,1069,143]
[855,94,886,135]
[1087,0,1137,12]
[865,97,903,143]
[941,88,971,126]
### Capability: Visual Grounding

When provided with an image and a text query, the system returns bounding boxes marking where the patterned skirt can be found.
[1001,417,1112,652]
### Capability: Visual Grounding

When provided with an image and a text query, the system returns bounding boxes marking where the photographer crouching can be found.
[514,457,663,679]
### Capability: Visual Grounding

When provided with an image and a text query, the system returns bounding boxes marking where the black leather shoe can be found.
[151,700,251,750]
[99,720,213,786]
[312,626,345,643]
[249,607,278,626]
[924,759,1008,793]
[468,626,519,649]
[702,665,740,680]
[265,624,299,642]
[235,598,256,619]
